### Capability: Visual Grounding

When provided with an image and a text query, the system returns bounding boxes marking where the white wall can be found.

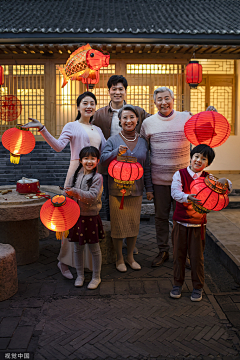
[208,60,240,172]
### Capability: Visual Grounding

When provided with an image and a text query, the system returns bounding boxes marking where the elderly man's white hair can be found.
[153,87,174,102]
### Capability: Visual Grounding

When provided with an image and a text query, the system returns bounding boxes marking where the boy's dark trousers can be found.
[172,222,206,289]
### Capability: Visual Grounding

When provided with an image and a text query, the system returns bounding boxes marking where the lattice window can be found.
[210,86,232,126]
[193,59,234,74]
[126,63,184,114]
[127,64,180,74]
[189,60,235,133]
[190,86,206,115]
[0,65,44,136]
[127,86,150,113]
[56,64,115,135]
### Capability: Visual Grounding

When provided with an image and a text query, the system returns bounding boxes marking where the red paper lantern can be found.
[80,70,100,90]
[108,155,144,209]
[40,195,80,239]
[0,66,4,86]
[190,175,229,214]
[2,125,35,164]
[0,95,22,121]
[186,61,202,89]
[184,111,231,147]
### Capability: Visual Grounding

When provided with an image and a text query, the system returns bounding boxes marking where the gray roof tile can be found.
[0,0,239,35]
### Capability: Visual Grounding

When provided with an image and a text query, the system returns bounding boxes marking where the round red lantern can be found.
[186,61,202,89]
[190,175,229,214]
[0,66,4,86]
[40,195,80,239]
[2,125,36,164]
[184,111,231,147]
[108,155,144,209]
[80,70,100,90]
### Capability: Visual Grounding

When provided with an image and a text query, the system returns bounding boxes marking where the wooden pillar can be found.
[44,60,56,136]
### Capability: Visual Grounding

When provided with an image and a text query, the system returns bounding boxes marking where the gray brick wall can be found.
[0,141,71,186]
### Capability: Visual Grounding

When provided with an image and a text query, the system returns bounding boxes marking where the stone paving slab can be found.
[0,223,240,359]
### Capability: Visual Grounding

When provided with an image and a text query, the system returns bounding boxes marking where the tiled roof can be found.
[0,0,239,36]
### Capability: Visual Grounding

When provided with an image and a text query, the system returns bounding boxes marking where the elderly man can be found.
[140,87,192,267]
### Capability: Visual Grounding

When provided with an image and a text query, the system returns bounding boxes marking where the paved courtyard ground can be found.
[1,221,240,360]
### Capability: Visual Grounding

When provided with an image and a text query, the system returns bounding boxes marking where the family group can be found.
[23,75,231,302]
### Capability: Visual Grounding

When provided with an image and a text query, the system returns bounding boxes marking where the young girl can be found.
[64,146,104,290]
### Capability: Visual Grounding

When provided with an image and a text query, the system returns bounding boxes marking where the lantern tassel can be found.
[119,189,126,210]
[10,153,20,164]
[56,231,62,240]
[55,230,69,240]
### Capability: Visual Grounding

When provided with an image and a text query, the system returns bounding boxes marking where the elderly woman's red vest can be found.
[173,168,209,224]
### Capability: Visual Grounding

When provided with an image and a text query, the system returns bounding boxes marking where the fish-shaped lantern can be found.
[57,44,110,88]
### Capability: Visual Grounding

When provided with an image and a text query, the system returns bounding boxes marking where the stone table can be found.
[0,186,51,265]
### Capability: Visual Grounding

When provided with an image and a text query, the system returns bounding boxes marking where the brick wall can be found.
[0,141,70,186]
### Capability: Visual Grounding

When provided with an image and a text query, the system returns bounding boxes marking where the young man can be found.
[92,75,151,222]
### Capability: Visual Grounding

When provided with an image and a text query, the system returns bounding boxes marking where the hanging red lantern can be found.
[40,195,80,239]
[184,111,231,147]
[0,66,4,86]
[190,175,229,214]
[186,61,202,89]
[0,95,22,121]
[79,70,100,90]
[108,155,144,209]
[2,125,35,164]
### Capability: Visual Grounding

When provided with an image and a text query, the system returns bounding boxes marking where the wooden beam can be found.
[133,44,143,53]
[152,44,164,53]
[195,45,209,54]
[125,44,132,53]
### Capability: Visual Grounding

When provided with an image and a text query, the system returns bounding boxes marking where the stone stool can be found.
[100,221,117,265]
[0,243,18,301]
[38,218,49,239]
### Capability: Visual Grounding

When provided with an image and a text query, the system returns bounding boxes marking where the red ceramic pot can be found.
[16,178,40,194]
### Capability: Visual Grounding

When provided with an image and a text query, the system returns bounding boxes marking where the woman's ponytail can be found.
[75,111,81,121]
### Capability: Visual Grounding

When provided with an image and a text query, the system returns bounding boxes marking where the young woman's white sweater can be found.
[140,111,191,186]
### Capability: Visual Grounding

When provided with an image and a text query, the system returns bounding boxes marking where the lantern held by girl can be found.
[40,195,80,239]
[2,125,35,164]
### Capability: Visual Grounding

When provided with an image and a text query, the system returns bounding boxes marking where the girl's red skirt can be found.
[68,214,105,246]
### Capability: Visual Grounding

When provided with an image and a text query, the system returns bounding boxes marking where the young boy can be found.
[170,144,232,301]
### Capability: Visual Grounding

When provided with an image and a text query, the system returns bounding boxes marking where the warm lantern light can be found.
[108,155,144,209]
[184,111,231,147]
[0,66,4,86]
[40,195,80,239]
[2,125,35,164]
[80,70,100,90]
[190,175,229,214]
[186,61,202,89]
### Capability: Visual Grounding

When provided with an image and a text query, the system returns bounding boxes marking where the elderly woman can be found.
[100,105,153,272]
